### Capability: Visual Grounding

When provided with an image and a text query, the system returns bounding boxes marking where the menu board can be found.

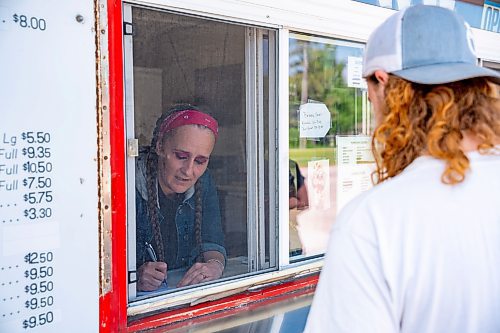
[0,1,99,332]
[336,136,375,213]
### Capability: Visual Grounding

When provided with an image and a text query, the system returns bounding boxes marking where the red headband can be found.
[158,110,219,140]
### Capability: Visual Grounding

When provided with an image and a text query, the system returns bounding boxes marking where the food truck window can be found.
[123,5,276,301]
[288,34,375,261]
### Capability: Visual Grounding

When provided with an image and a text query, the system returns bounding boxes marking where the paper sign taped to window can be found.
[308,159,331,210]
[347,56,367,89]
[299,102,331,138]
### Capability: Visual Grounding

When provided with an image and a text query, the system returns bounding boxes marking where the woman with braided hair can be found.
[135,104,226,292]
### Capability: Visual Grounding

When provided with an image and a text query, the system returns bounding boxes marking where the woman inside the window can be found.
[135,104,226,292]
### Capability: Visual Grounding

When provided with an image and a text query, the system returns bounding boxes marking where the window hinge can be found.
[123,21,134,36]
[127,138,139,157]
[128,270,137,284]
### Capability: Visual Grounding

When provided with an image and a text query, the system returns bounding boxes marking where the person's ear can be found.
[155,140,164,156]
[374,70,389,86]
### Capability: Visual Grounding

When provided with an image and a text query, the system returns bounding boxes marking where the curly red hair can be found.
[372,76,500,185]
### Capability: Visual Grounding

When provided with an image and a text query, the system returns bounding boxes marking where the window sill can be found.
[127,258,322,317]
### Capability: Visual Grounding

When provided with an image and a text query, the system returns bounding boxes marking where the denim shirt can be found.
[135,153,226,269]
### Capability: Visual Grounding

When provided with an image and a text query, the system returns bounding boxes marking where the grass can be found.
[289,147,337,167]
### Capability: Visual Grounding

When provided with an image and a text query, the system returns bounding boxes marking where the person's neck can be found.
[157,179,178,200]
[460,131,500,152]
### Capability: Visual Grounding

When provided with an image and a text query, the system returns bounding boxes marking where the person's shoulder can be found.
[200,169,216,184]
[333,167,426,235]
[338,174,404,215]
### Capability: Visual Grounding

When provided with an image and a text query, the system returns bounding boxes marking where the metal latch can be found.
[128,270,137,284]
[127,138,139,157]
[123,21,133,36]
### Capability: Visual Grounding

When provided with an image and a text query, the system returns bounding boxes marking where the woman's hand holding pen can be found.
[137,261,167,291]
[137,241,168,291]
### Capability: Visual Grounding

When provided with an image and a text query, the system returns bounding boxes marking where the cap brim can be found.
[392,62,500,85]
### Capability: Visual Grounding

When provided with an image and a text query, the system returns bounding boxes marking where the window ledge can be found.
[127,258,323,317]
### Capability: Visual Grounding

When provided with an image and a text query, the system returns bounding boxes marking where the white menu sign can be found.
[0,1,99,332]
[336,136,375,213]
[347,56,367,89]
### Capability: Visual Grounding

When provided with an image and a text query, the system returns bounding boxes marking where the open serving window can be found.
[123,4,279,307]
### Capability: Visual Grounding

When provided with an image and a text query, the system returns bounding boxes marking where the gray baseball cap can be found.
[362,5,500,85]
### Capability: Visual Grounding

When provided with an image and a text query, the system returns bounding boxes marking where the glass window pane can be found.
[126,7,276,302]
[288,34,374,260]
[130,8,249,297]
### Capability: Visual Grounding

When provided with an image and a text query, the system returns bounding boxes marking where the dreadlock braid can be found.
[146,149,165,262]
[194,180,204,263]
[146,108,173,263]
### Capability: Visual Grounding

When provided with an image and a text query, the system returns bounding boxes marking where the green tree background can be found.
[289,40,364,150]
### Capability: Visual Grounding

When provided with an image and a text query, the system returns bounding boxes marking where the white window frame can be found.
[123,4,138,301]
[122,3,323,316]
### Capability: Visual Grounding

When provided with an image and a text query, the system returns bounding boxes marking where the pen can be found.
[145,241,158,262]
[145,241,168,287]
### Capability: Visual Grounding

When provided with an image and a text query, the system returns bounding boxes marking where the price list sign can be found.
[1,129,62,332]
[1,1,99,332]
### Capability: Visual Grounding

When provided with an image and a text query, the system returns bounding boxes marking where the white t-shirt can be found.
[304,151,500,333]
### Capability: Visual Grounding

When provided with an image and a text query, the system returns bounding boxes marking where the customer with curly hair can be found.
[305,5,500,333]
